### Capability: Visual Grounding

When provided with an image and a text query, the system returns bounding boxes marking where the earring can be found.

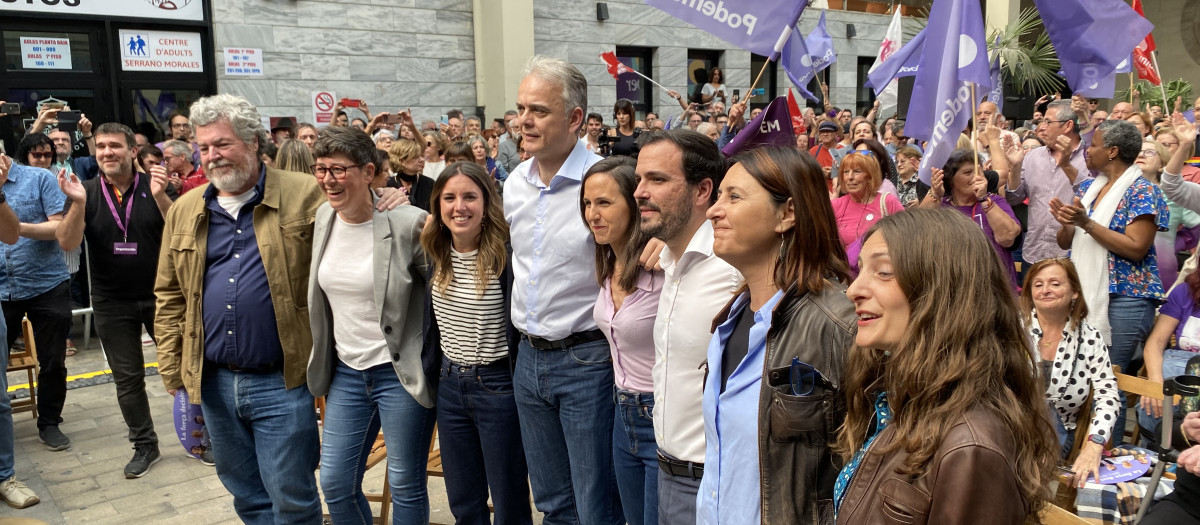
[778,234,786,260]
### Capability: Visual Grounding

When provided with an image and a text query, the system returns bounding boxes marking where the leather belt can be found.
[657,451,704,479]
[205,360,282,374]
[523,329,605,350]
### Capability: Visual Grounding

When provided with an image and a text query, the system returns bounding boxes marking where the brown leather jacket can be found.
[711,281,856,525]
[836,408,1030,525]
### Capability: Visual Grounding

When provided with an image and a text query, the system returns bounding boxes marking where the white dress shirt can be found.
[652,221,743,463]
[504,139,602,340]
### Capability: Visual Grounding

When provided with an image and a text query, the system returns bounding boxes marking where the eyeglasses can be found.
[311,164,361,180]
[1022,144,1039,151]
[849,150,875,158]
[1138,149,1160,158]
[790,357,835,396]
[1038,119,1072,127]
[28,152,54,160]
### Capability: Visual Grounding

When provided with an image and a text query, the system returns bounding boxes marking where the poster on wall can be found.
[119,29,204,72]
[312,91,337,125]
[20,37,72,70]
[0,0,204,22]
[223,48,263,76]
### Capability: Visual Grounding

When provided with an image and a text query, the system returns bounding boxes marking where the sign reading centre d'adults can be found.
[0,0,204,22]
[119,29,204,72]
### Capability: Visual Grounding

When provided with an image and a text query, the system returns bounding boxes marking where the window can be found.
[687,49,722,105]
[748,54,779,111]
[856,56,876,116]
[615,46,653,121]
[4,31,93,72]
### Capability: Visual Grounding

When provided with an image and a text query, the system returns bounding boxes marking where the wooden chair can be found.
[1037,502,1089,525]
[1112,366,1179,445]
[1053,393,1092,513]
[7,318,38,419]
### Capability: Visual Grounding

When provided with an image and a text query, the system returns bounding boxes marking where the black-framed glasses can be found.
[790,357,835,396]
[311,164,361,180]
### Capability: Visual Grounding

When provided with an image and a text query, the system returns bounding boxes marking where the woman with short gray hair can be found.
[1051,119,1170,443]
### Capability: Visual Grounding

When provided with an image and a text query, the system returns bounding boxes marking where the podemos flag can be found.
[907,0,991,185]
[645,0,806,57]
[864,27,925,92]
[722,96,794,157]
[1033,0,1152,96]
[869,9,905,114]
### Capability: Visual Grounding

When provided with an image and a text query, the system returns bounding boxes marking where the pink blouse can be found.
[594,269,663,393]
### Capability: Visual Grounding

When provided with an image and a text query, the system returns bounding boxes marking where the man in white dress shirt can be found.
[504,55,621,525]
[633,129,741,525]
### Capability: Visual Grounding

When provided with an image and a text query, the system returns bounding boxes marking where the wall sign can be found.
[20,37,72,70]
[0,0,204,22]
[312,91,336,125]
[119,29,203,72]
[223,48,263,76]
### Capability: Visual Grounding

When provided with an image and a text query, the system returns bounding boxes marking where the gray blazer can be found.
[306,200,433,407]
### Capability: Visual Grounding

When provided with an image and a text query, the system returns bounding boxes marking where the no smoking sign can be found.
[311,91,337,125]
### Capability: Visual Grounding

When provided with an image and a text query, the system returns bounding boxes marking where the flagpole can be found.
[970,83,980,181]
[1150,50,1168,109]
[624,67,669,93]
[1129,73,1135,103]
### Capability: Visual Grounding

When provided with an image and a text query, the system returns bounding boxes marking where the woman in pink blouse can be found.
[580,155,663,525]
[831,151,904,265]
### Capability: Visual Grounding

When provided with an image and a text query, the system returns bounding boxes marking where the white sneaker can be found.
[0,476,39,509]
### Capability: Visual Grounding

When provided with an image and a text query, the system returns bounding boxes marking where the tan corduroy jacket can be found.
[154,167,324,404]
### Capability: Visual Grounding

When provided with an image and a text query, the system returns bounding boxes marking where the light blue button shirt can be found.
[697,288,785,525]
[0,163,69,301]
[502,139,602,340]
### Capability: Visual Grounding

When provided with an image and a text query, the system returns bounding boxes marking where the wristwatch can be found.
[1088,433,1106,446]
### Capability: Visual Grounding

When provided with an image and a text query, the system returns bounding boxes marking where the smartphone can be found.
[57,110,81,132]
[439,114,448,125]
[339,98,360,108]
[43,102,64,110]
[733,89,740,99]
[0,103,18,115]
[385,114,403,124]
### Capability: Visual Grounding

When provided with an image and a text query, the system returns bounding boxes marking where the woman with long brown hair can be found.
[697,146,855,524]
[419,161,532,524]
[836,207,1057,524]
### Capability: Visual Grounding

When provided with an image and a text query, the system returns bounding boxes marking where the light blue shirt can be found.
[502,139,602,340]
[697,288,785,525]
[0,163,68,301]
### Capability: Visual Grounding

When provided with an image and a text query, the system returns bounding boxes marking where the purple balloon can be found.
[173,388,208,459]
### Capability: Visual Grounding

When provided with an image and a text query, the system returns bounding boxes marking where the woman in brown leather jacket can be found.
[834,208,1058,524]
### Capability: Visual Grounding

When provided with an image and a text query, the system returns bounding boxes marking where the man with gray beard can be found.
[154,94,326,523]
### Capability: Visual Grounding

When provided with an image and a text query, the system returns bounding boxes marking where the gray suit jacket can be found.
[306,200,433,407]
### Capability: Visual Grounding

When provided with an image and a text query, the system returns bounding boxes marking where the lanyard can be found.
[100,174,139,242]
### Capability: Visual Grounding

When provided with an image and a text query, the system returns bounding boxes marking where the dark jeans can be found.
[438,357,532,525]
[613,389,657,525]
[3,280,71,430]
[91,294,158,445]
[513,338,621,525]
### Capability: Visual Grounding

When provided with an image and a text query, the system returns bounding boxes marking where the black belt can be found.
[205,360,282,374]
[445,355,513,373]
[657,451,704,479]
[523,329,605,350]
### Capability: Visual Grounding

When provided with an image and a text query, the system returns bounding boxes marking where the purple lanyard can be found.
[100,174,138,242]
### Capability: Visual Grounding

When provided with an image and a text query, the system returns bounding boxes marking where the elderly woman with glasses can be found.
[306,126,436,524]
[831,149,903,260]
[923,149,1022,286]
[1138,139,1200,287]
[1052,119,1170,443]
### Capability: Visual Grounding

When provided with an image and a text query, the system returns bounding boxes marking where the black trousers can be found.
[91,294,158,445]
[3,280,72,430]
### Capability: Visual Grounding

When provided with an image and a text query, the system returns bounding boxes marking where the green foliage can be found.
[987,7,1064,96]
[1115,79,1194,111]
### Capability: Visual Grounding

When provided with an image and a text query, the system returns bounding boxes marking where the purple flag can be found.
[864,27,925,91]
[722,96,794,157]
[805,11,837,73]
[907,0,991,185]
[1033,0,1152,96]
[781,26,819,102]
[987,37,1004,113]
[646,0,806,58]
[1184,109,1195,124]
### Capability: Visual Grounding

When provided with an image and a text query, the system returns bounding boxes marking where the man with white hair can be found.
[155,94,325,523]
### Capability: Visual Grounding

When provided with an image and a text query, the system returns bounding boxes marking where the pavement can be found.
[4,324,485,524]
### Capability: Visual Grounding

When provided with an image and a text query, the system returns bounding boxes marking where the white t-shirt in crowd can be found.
[317,214,390,370]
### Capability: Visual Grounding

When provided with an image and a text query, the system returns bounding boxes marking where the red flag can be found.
[786,89,806,135]
[1133,47,1162,85]
[599,52,632,81]
[1132,0,1156,52]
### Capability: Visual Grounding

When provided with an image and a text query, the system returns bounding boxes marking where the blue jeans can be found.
[1108,294,1158,444]
[613,388,657,525]
[200,366,321,525]
[438,357,532,525]
[0,313,12,481]
[1136,349,1196,446]
[321,361,435,525]
[513,338,622,525]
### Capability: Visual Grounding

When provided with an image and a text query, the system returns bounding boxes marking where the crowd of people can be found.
[1,54,1200,525]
